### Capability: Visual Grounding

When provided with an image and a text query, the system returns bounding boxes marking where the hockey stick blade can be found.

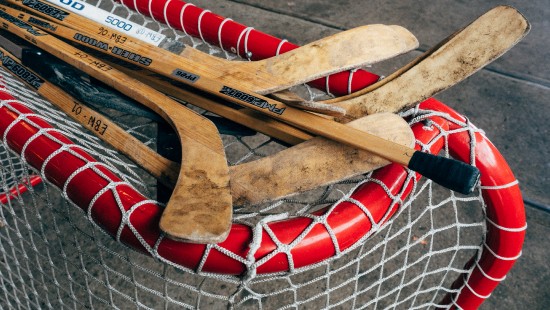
[323,5,531,119]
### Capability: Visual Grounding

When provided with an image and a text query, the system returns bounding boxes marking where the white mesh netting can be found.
[0,0,524,309]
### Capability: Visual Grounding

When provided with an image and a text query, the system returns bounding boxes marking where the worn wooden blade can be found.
[230,113,414,205]
[5,1,418,94]
[0,11,233,244]
[179,24,418,94]
[324,5,531,119]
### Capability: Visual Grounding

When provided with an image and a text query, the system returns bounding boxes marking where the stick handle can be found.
[408,152,480,194]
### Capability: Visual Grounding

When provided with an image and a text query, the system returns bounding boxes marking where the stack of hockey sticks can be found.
[0,1,529,244]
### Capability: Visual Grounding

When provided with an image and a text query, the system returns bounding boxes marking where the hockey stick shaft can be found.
[6,0,418,95]
[105,62,314,145]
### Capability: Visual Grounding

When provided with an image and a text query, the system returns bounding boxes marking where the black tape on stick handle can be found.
[408,152,480,195]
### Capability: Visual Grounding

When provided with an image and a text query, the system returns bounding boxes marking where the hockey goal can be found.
[0,0,525,309]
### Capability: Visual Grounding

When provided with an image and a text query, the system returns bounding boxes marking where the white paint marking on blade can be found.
[45,0,166,46]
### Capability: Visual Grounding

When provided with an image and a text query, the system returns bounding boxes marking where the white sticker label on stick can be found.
[45,0,166,46]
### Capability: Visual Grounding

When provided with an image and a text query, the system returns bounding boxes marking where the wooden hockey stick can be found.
[0,10,480,195]
[323,5,531,119]
[0,12,234,244]
[0,38,413,207]
[5,0,418,94]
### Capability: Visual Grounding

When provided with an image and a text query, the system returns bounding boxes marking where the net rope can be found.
[0,1,523,309]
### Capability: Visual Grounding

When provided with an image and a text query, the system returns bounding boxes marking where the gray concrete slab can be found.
[191,1,550,308]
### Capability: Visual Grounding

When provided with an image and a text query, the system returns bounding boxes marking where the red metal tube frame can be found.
[0,91,525,308]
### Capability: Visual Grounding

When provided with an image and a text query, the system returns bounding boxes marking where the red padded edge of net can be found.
[0,91,525,309]
[118,0,380,96]
[422,99,526,309]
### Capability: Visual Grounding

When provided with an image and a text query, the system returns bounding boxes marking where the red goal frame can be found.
[0,1,526,308]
